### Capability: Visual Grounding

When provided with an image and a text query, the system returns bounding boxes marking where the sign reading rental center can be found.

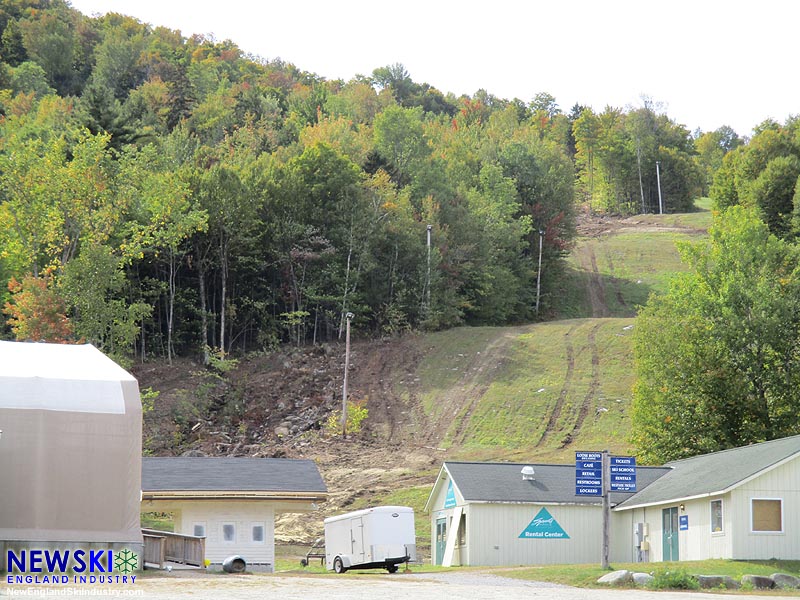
[519,507,570,539]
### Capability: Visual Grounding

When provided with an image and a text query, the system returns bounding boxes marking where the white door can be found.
[351,518,365,563]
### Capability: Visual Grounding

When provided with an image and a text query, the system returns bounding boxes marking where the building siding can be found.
[171,501,276,567]
[465,503,603,566]
[429,452,800,567]
[730,458,800,559]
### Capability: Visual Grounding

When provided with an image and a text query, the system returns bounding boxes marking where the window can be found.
[193,523,206,537]
[751,499,782,533]
[710,500,723,533]
[252,523,265,543]
[223,523,236,542]
[457,514,466,546]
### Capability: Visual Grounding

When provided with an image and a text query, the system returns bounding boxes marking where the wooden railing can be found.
[142,529,205,568]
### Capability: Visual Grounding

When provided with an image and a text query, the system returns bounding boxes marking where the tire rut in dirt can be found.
[603,246,630,315]
[432,329,530,448]
[587,246,610,318]
[536,324,577,448]
[567,322,602,442]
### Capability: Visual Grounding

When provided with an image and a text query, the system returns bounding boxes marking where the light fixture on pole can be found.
[535,229,545,316]
[341,312,354,437]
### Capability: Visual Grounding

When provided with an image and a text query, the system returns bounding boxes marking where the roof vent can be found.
[521,466,535,481]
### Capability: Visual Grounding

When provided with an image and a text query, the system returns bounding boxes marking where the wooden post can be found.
[601,449,610,569]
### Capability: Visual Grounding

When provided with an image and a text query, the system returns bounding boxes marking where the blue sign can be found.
[576,469,602,478]
[576,451,603,496]
[576,461,601,470]
[444,481,457,508]
[679,515,688,531]
[519,507,570,539]
[610,456,637,492]
[576,452,602,461]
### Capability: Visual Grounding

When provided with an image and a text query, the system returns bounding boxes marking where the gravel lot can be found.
[3,571,782,599]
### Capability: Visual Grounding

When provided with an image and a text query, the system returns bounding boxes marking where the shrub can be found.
[325,398,369,435]
[649,570,699,590]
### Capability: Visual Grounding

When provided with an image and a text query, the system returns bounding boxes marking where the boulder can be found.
[632,572,654,586]
[597,570,633,585]
[273,425,290,437]
[697,575,740,589]
[771,573,800,589]
[180,449,208,457]
[742,574,775,589]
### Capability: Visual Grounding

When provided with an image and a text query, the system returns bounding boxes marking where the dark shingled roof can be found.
[142,457,327,493]
[616,434,800,509]
[444,461,670,505]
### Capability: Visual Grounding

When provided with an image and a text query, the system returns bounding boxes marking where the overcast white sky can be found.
[68,0,797,138]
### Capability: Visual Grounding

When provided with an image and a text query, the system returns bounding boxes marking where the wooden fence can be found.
[142,528,205,568]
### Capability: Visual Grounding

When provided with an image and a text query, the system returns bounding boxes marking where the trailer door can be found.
[351,517,365,563]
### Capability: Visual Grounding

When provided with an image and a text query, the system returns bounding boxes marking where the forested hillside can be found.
[1,0,736,363]
[6,3,800,541]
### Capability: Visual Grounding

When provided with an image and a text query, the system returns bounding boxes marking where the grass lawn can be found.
[504,558,800,589]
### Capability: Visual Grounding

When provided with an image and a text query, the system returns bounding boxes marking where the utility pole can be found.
[341,312,354,437]
[601,449,610,569]
[426,225,432,315]
[656,160,664,215]
[535,229,544,316]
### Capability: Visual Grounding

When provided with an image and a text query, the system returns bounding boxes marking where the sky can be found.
[68,0,797,138]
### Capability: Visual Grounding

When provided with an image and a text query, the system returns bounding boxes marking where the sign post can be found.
[601,450,610,569]
[576,451,637,569]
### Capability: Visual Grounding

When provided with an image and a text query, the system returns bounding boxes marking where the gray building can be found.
[142,457,328,570]
[425,461,668,566]
[615,435,800,562]
[426,435,800,566]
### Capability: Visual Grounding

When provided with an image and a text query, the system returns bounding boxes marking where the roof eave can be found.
[617,450,800,511]
[423,464,450,513]
[142,490,328,502]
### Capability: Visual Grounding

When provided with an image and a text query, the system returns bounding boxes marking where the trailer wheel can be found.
[333,557,346,574]
[386,565,399,574]
[300,558,308,567]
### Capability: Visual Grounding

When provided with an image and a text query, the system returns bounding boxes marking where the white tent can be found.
[0,341,142,557]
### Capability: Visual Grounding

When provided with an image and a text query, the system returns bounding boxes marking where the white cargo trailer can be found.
[324,506,416,573]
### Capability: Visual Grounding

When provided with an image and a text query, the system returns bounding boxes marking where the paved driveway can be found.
[4,571,783,599]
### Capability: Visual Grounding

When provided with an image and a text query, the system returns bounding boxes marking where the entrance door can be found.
[662,507,679,561]
[435,518,447,565]
[350,517,365,563]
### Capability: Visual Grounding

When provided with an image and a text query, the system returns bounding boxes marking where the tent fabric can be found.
[0,342,142,545]
[0,341,135,413]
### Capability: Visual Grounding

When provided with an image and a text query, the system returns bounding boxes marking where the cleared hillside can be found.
[136,201,713,552]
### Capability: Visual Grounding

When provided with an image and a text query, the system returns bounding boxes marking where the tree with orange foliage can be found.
[3,272,73,343]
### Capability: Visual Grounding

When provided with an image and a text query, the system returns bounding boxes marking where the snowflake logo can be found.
[114,548,139,574]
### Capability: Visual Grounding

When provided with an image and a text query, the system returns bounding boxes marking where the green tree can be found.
[751,155,800,237]
[694,126,742,194]
[60,244,151,362]
[121,144,207,363]
[373,105,427,184]
[18,3,79,95]
[632,206,800,462]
